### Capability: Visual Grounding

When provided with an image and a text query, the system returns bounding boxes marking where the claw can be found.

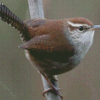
[43,87,63,100]
[41,73,63,99]
[43,88,52,97]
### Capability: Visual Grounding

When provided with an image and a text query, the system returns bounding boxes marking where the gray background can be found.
[0,0,99,100]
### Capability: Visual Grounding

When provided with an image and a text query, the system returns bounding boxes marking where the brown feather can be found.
[20,19,74,54]
[68,17,93,26]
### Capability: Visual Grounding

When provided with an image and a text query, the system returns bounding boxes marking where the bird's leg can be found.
[41,73,63,99]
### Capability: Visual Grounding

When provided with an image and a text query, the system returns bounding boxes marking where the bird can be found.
[0,2,100,98]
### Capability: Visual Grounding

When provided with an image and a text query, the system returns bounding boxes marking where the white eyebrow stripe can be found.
[68,21,90,27]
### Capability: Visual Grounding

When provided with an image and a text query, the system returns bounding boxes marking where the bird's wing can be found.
[19,34,55,52]
[19,19,73,53]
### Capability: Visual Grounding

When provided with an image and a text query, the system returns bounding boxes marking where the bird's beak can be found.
[92,25,100,30]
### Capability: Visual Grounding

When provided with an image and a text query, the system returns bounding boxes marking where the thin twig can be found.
[27,0,61,100]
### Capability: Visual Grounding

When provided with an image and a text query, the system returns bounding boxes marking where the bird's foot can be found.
[43,87,63,100]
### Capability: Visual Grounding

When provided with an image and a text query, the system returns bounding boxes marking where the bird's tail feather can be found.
[0,2,31,41]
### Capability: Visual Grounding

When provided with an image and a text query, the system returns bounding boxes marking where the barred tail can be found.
[0,2,31,41]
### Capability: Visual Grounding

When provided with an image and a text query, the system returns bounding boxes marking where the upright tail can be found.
[0,2,31,41]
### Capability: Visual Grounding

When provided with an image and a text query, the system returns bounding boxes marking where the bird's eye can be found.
[79,26,84,31]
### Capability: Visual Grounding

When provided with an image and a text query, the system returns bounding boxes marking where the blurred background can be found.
[0,0,99,100]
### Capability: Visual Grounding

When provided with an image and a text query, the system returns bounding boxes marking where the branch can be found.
[27,0,61,100]
[28,0,44,19]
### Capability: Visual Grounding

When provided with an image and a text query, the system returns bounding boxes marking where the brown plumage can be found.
[68,17,93,26]
[20,19,75,75]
